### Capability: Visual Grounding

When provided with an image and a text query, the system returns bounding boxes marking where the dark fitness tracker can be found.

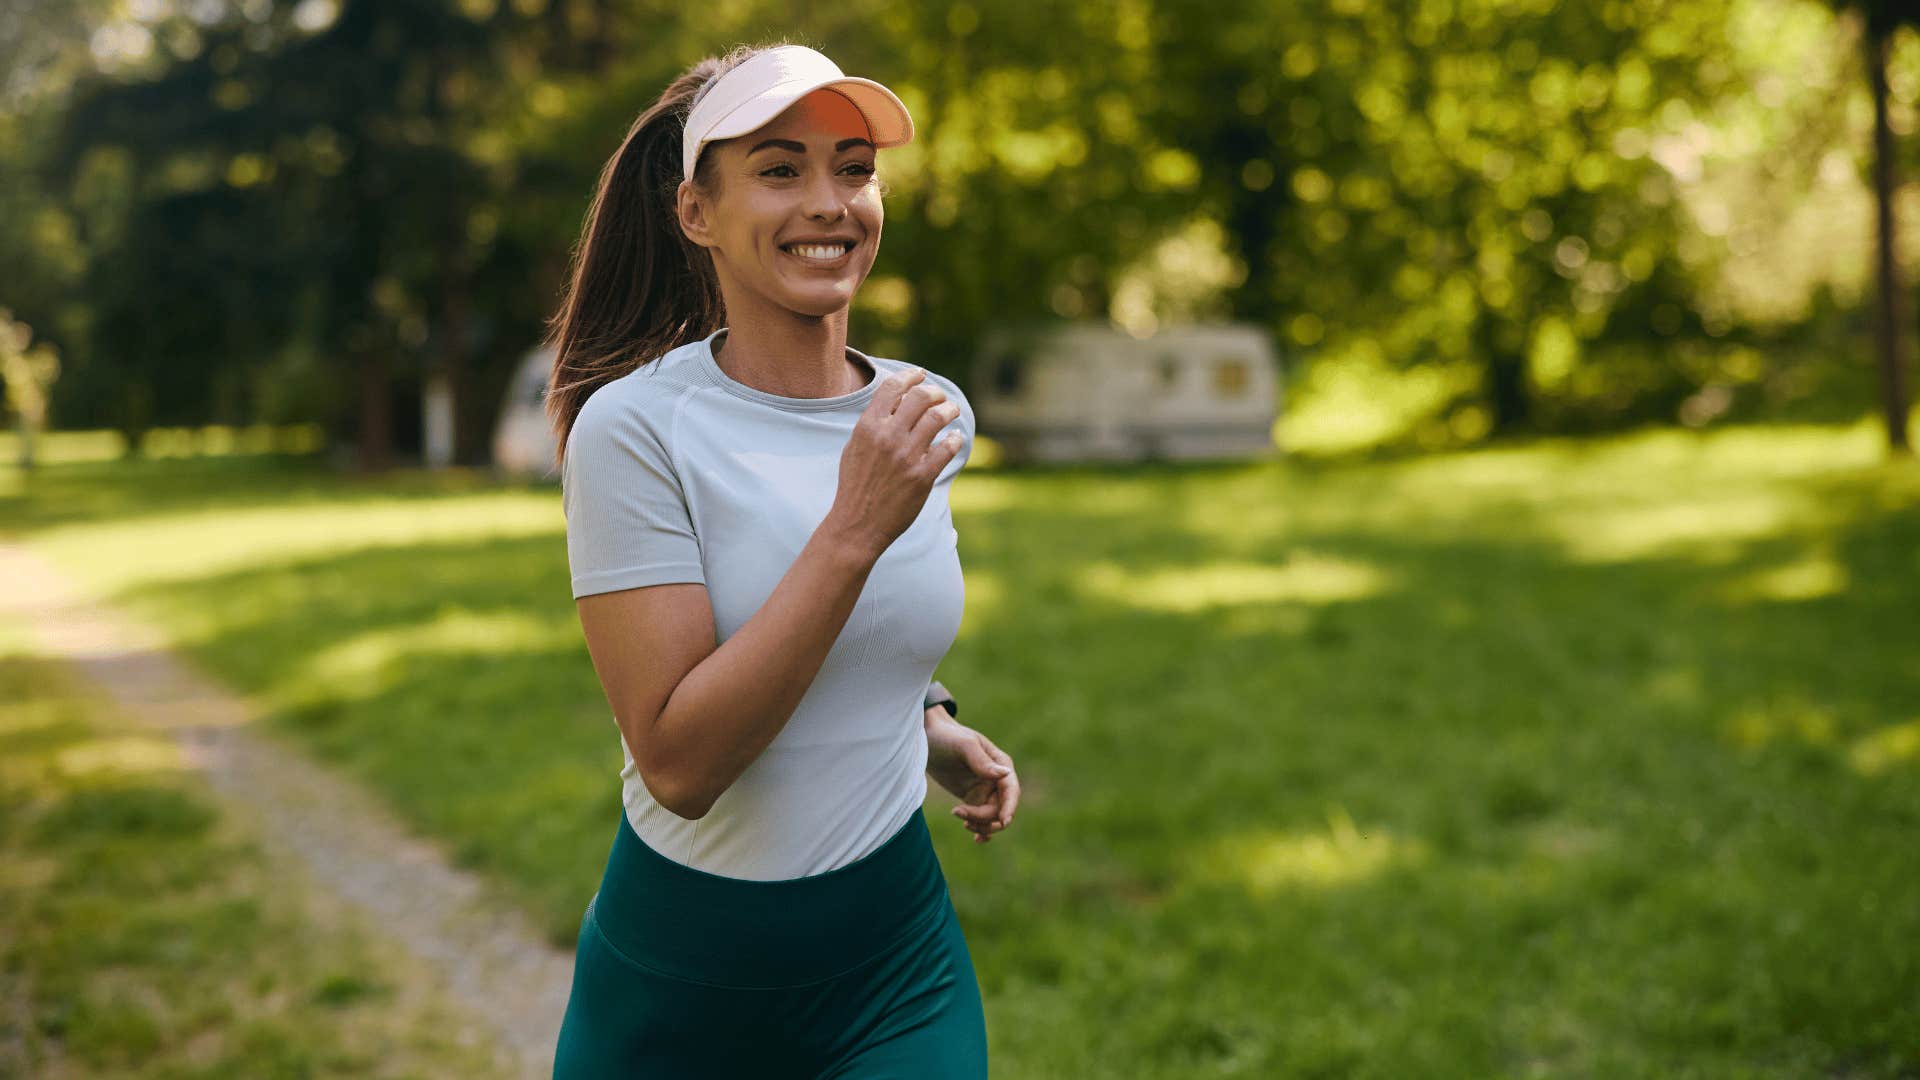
[923,680,958,720]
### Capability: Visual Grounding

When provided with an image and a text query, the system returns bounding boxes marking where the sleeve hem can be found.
[571,563,708,598]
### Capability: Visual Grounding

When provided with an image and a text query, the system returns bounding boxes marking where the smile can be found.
[780,241,854,268]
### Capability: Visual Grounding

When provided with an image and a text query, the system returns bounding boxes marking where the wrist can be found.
[818,508,888,564]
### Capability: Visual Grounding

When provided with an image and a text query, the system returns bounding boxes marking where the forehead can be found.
[751,87,872,143]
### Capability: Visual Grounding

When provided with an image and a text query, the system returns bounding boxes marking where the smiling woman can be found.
[679,88,891,358]
[541,40,1007,1080]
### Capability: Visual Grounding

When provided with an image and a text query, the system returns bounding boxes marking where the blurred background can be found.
[2,1,1917,1078]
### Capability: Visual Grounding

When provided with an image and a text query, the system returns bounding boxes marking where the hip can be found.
[587,803,951,990]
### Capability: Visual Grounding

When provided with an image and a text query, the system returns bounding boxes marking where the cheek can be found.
[857,196,883,238]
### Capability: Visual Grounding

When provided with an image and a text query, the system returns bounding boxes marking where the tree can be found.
[1847,0,1917,455]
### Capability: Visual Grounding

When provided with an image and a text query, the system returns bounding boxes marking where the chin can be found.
[786,283,865,318]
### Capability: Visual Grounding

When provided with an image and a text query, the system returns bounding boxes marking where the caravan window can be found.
[1213,356,1249,398]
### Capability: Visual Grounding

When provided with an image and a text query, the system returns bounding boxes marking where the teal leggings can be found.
[552,806,989,1079]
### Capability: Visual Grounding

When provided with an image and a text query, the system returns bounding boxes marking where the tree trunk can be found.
[356,345,391,472]
[1480,312,1530,434]
[1866,22,1912,456]
[427,199,470,469]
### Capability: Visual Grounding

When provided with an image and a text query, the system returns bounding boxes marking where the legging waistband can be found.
[588,805,949,989]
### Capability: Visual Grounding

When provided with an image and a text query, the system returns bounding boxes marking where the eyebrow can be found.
[746,137,875,156]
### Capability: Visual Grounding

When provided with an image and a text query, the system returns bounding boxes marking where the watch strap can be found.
[923,679,958,719]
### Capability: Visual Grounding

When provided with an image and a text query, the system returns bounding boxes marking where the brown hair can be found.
[541,40,797,469]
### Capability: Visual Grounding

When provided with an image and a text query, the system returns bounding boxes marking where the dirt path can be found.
[0,541,576,1079]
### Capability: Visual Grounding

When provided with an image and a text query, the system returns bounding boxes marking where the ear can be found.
[677,179,716,250]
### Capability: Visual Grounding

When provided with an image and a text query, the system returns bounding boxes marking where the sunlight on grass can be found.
[291,610,575,701]
[1848,719,1920,776]
[1718,546,1850,602]
[0,428,128,465]
[1721,702,1920,777]
[1281,345,1479,456]
[949,472,1022,514]
[969,474,1171,517]
[1640,665,1707,711]
[955,570,1005,636]
[137,423,326,458]
[1550,493,1810,563]
[1074,551,1388,612]
[1722,697,1839,750]
[1189,806,1426,895]
[0,424,325,467]
[35,493,563,595]
[53,734,186,779]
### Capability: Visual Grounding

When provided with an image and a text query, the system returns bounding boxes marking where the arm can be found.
[582,516,881,820]
[566,389,882,821]
[921,692,1021,843]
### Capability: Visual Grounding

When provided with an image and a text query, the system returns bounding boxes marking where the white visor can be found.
[682,45,914,182]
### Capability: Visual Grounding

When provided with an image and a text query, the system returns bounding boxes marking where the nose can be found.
[802,168,849,223]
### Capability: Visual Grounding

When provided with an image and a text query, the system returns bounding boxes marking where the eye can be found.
[759,162,877,178]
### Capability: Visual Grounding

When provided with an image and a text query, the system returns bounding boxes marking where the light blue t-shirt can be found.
[561,325,971,880]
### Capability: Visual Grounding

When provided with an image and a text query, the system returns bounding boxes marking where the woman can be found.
[545,40,1020,1078]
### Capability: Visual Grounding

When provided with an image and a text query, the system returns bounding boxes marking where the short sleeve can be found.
[561,389,706,598]
[923,370,974,478]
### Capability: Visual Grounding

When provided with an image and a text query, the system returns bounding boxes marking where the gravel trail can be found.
[0,541,576,1079]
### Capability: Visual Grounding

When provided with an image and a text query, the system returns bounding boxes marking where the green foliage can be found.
[2,0,1916,454]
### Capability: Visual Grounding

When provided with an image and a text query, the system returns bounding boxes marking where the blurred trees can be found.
[2,0,1915,464]
[39,2,531,467]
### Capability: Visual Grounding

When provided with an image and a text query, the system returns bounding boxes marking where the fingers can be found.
[950,800,997,838]
[868,365,962,475]
[993,768,1019,829]
[978,739,1019,829]
[892,378,948,433]
[910,400,964,459]
[871,365,927,417]
[926,426,965,477]
[949,770,1018,842]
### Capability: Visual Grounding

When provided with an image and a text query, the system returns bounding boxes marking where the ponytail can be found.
[543,40,799,469]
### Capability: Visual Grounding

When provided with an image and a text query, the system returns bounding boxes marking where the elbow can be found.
[636,763,714,821]
[623,724,713,821]
[662,781,716,821]
[638,760,716,822]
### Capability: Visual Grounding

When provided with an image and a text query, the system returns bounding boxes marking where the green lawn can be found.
[0,619,506,1079]
[4,420,1917,1078]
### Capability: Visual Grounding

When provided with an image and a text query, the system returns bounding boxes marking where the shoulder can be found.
[864,353,974,431]
[568,344,708,457]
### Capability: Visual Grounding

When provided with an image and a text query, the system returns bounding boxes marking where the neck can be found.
[710,305,871,399]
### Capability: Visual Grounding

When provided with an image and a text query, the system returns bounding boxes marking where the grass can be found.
[3,418,1917,1077]
[0,618,508,1078]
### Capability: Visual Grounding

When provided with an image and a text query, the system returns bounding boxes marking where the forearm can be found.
[647,515,880,819]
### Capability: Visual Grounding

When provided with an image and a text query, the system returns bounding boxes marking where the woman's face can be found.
[679,88,884,320]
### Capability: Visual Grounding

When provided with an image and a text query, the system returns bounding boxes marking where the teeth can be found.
[785,243,849,261]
